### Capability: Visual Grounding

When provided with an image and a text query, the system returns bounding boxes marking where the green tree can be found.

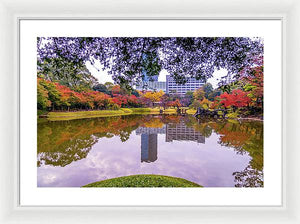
[203,83,214,99]
[93,83,111,95]
[37,79,51,110]
[207,88,222,101]
[104,82,114,91]
[38,57,97,92]
[39,79,62,110]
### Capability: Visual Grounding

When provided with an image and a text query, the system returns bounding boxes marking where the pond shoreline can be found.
[39,108,263,122]
[40,108,196,121]
[237,117,263,122]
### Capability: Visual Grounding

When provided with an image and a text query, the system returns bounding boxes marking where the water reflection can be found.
[37,115,263,187]
[141,134,158,163]
[166,121,205,143]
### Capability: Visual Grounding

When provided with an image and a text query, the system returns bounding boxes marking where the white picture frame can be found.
[0,0,297,223]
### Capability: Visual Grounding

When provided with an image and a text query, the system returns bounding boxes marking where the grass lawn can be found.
[82,174,202,187]
[45,108,178,121]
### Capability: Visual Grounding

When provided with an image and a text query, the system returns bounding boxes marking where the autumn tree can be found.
[39,79,62,110]
[189,87,206,109]
[127,95,140,107]
[142,90,164,107]
[159,94,170,109]
[193,87,205,101]
[219,89,251,110]
[200,98,211,109]
[111,94,128,108]
[55,83,73,110]
[190,100,201,109]
[168,99,182,109]
[242,66,263,110]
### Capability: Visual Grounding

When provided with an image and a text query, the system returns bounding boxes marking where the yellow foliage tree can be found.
[200,98,211,109]
[142,90,164,106]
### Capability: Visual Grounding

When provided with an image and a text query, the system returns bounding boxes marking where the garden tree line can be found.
[188,64,263,115]
[37,78,185,111]
[38,64,263,115]
[38,37,263,87]
[37,37,263,115]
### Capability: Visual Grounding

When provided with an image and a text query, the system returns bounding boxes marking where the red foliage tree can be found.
[168,99,182,109]
[112,94,128,107]
[219,89,251,108]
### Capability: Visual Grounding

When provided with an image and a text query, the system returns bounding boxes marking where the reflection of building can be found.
[136,126,164,163]
[166,75,205,95]
[135,126,166,135]
[141,134,158,162]
[166,122,205,143]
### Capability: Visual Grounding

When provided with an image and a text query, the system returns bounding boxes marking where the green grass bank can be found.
[40,107,196,121]
[82,174,202,187]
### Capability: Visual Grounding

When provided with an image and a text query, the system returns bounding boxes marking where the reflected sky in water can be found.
[37,115,263,187]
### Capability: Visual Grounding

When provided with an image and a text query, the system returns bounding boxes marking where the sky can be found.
[86,61,228,89]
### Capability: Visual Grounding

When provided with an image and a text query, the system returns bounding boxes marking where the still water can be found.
[37,115,263,187]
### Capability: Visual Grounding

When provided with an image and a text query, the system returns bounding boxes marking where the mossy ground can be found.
[82,174,202,187]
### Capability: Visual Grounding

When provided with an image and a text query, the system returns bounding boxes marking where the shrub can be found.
[226,112,239,119]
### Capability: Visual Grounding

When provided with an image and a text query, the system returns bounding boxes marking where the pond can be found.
[37,114,263,187]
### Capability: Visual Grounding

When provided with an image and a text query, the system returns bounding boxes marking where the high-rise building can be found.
[141,69,159,82]
[166,75,205,95]
[135,57,167,92]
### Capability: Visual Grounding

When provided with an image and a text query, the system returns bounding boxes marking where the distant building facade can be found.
[135,67,167,92]
[166,75,205,95]
[136,81,166,92]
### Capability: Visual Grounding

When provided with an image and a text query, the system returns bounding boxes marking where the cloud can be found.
[38,133,251,187]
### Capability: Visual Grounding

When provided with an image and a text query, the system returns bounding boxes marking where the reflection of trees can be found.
[142,118,164,128]
[160,115,181,124]
[184,116,213,138]
[184,116,263,187]
[209,120,264,187]
[37,115,147,167]
[38,136,97,167]
[233,165,263,187]
[38,114,264,187]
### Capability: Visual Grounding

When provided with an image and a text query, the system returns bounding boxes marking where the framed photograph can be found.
[0,0,299,223]
[19,19,280,207]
